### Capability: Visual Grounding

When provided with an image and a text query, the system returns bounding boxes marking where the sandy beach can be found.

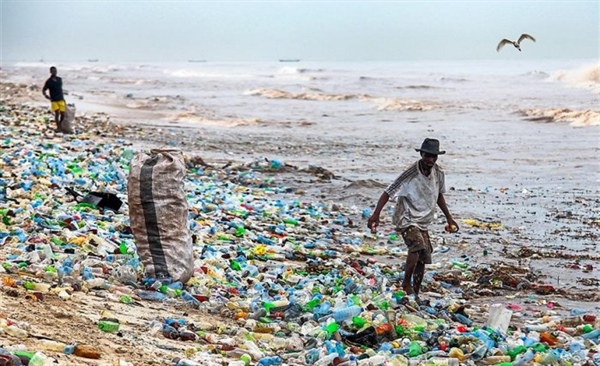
[1,59,599,366]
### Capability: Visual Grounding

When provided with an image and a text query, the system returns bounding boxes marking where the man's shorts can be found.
[51,100,66,112]
[399,226,433,264]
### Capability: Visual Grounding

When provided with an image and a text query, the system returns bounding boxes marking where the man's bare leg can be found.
[412,261,425,299]
[402,251,419,295]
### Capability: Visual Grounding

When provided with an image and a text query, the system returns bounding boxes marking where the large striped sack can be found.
[127,149,194,283]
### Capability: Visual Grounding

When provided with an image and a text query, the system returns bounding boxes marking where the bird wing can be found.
[496,39,512,52]
[518,34,536,43]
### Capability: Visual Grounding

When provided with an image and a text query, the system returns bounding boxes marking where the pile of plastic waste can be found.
[1,101,599,365]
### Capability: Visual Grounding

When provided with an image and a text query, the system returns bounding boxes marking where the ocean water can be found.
[4,59,599,129]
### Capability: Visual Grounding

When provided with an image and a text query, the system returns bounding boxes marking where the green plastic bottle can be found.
[283,218,298,226]
[506,345,526,360]
[98,320,120,332]
[352,316,366,328]
[451,260,468,269]
[304,299,320,312]
[324,322,339,338]
[235,227,246,237]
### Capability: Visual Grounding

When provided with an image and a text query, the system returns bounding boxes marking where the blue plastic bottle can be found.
[137,290,167,301]
[257,356,283,366]
[582,328,600,341]
[454,313,473,326]
[180,291,201,308]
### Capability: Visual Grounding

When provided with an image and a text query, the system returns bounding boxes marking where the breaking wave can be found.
[373,97,442,112]
[548,64,600,94]
[245,88,364,101]
[518,108,600,127]
[168,111,265,127]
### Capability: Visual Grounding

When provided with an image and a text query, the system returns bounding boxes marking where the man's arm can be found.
[437,193,459,231]
[42,80,50,100]
[367,192,390,232]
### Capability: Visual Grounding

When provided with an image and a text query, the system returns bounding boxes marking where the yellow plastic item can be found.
[462,219,503,230]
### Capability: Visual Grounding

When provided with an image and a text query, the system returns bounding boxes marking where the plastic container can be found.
[332,306,363,322]
[98,320,120,333]
[39,339,67,352]
[257,356,283,366]
[28,352,49,366]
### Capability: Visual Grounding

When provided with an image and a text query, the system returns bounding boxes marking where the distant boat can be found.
[279,59,300,62]
[87,59,99,62]
[188,59,207,63]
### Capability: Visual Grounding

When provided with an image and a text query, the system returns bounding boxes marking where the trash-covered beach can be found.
[1,64,599,366]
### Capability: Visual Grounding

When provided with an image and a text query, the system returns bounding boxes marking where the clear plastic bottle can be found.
[357,354,386,365]
[39,339,67,352]
[332,306,363,322]
[28,351,49,366]
[5,325,28,339]
[314,353,340,366]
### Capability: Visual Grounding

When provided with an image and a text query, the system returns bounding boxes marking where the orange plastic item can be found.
[540,332,558,346]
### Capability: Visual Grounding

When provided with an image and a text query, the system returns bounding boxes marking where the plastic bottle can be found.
[98,320,120,333]
[512,349,535,366]
[423,359,459,366]
[357,355,386,365]
[4,325,28,339]
[582,328,600,340]
[39,339,67,352]
[28,352,49,366]
[453,313,473,326]
[471,344,487,360]
[506,345,526,360]
[240,354,252,366]
[257,356,283,366]
[332,306,363,322]
[243,340,264,361]
[137,290,167,301]
[482,355,511,364]
[180,291,201,308]
[314,353,340,366]
[451,260,468,269]
[570,308,589,316]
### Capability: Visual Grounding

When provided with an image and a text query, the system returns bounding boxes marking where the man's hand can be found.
[446,217,460,232]
[367,214,380,233]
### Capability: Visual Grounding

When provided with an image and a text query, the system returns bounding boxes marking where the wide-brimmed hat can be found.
[415,138,446,155]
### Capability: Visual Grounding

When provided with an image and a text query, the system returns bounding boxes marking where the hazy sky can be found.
[2,0,598,62]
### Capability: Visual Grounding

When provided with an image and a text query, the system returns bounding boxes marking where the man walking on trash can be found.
[42,66,66,132]
[368,138,459,302]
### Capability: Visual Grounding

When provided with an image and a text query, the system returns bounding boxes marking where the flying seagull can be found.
[496,34,536,52]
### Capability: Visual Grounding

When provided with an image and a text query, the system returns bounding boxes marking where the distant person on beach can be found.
[367,138,459,302]
[42,66,65,131]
